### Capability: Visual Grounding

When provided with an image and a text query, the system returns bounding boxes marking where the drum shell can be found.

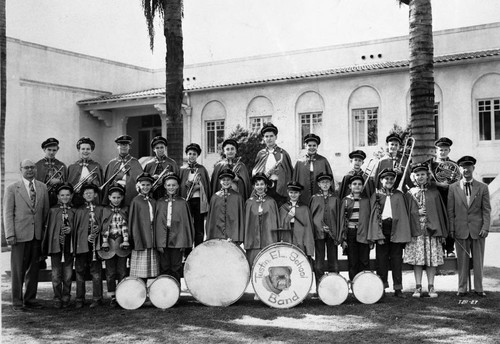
[115,276,147,310]
[98,237,130,259]
[351,271,384,304]
[183,239,250,307]
[317,273,349,306]
[251,242,313,309]
[148,275,180,309]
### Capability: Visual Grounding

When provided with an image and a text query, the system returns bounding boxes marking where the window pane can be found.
[495,108,500,140]
[353,108,378,147]
[479,100,492,141]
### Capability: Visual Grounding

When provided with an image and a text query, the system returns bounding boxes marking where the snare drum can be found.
[317,273,349,306]
[183,239,250,307]
[148,275,180,309]
[115,277,147,310]
[251,242,313,309]
[352,271,384,304]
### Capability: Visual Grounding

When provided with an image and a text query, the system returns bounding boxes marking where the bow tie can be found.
[155,156,166,163]
[142,195,151,201]
[118,156,130,163]
[166,196,175,202]
[255,195,266,203]
[79,159,89,167]
[59,204,69,211]
[306,154,316,161]
[378,189,393,197]
[188,163,197,169]
[44,158,55,165]
[86,202,95,209]
[111,207,121,213]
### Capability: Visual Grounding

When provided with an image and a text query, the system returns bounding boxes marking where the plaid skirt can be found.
[403,235,444,267]
[130,249,160,278]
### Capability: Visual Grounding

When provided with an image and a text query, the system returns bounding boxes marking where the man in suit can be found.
[447,156,491,297]
[3,159,50,311]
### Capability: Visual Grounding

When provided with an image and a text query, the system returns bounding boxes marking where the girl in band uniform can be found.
[144,136,179,200]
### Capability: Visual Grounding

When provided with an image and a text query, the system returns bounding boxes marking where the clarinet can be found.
[61,215,69,263]
[89,204,99,262]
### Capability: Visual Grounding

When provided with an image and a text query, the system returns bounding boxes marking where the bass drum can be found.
[148,275,180,309]
[251,242,313,309]
[352,271,384,304]
[115,276,147,310]
[183,239,250,307]
[317,273,349,306]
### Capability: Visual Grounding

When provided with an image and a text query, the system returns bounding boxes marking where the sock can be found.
[416,284,422,289]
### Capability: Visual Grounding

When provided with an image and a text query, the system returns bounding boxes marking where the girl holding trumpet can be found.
[144,136,179,200]
[35,137,67,207]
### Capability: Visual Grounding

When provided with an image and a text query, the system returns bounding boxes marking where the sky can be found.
[6,0,500,68]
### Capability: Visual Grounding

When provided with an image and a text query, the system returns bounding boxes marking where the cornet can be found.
[74,166,98,193]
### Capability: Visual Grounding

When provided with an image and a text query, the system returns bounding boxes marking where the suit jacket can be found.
[447,179,491,240]
[3,179,50,242]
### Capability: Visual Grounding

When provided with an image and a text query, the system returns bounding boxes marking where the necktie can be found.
[465,182,471,196]
[29,181,36,207]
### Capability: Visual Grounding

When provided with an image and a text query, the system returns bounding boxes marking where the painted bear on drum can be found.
[262,266,292,294]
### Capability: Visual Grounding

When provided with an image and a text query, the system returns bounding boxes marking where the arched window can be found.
[473,73,500,142]
[202,101,227,154]
[247,96,274,132]
[348,86,380,148]
[295,91,325,148]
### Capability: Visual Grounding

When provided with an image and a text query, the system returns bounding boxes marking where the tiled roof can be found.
[77,48,500,105]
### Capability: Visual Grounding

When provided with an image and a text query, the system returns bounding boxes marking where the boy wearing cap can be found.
[293,134,334,205]
[35,138,67,207]
[67,137,103,208]
[180,143,211,254]
[339,150,375,200]
[206,168,245,242]
[155,173,194,283]
[253,123,293,207]
[73,183,104,308]
[373,134,408,191]
[211,138,251,201]
[310,172,340,284]
[279,181,315,258]
[448,156,491,297]
[244,173,280,266]
[144,136,179,200]
[405,162,447,298]
[42,183,75,308]
[102,135,143,206]
[368,169,411,297]
[339,175,371,282]
[100,183,130,307]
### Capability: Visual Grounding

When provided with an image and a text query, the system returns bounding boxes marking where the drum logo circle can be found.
[252,246,313,308]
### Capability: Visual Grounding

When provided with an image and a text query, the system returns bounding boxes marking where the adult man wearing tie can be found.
[447,156,491,297]
[3,159,50,311]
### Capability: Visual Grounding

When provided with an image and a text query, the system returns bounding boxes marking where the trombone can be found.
[100,164,131,191]
[396,137,416,192]
[186,169,201,201]
[361,158,377,192]
[151,166,172,191]
[46,166,65,192]
[74,166,98,193]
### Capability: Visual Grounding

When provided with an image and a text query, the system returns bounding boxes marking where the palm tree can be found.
[142,0,184,164]
[1,0,7,246]
[400,0,435,163]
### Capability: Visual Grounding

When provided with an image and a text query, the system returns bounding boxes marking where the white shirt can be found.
[22,177,36,195]
[381,194,392,220]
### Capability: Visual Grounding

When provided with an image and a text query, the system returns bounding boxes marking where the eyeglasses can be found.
[22,166,36,170]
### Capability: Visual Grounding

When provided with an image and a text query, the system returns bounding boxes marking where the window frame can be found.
[351,107,379,148]
[205,119,225,155]
[298,111,323,149]
[478,98,500,142]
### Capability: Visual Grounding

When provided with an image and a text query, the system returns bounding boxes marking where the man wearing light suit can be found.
[3,159,50,311]
[447,156,491,297]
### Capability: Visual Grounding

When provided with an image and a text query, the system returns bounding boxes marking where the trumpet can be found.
[231,157,243,175]
[361,158,377,192]
[265,157,283,179]
[186,170,201,201]
[397,137,415,192]
[151,165,172,191]
[46,166,65,192]
[100,158,133,191]
[74,166,98,193]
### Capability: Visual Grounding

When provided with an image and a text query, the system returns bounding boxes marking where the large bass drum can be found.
[317,273,349,306]
[148,275,180,309]
[183,239,250,307]
[251,242,313,309]
[115,277,147,310]
[351,271,384,304]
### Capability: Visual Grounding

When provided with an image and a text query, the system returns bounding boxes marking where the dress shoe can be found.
[75,301,84,309]
[475,291,486,297]
[54,300,63,309]
[110,298,118,308]
[24,301,43,309]
[62,301,70,308]
[11,305,25,312]
[447,252,456,258]
[90,300,102,309]
[456,292,467,297]
[394,290,405,298]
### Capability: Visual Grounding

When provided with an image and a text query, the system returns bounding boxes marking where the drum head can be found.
[251,243,313,309]
[116,277,147,310]
[318,273,349,306]
[149,275,180,309]
[184,239,250,307]
[352,271,384,304]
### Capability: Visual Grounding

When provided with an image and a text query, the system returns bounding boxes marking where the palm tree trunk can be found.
[164,0,184,165]
[1,0,7,246]
[409,0,435,163]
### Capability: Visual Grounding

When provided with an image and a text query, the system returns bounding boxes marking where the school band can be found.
[21,128,491,309]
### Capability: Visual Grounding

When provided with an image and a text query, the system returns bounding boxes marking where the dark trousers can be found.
[50,252,74,302]
[444,236,455,254]
[75,252,103,302]
[10,239,41,306]
[314,237,338,284]
[159,248,183,283]
[346,230,370,281]
[184,198,206,257]
[105,255,127,295]
[376,219,404,290]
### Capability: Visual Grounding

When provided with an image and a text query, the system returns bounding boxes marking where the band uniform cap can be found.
[457,156,476,166]
[287,181,304,191]
[136,172,155,184]
[108,182,125,195]
[163,172,180,184]
[260,122,278,136]
[348,150,366,160]
[434,137,453,147]
[115,135,133,144]
[150,136,168,149]
[218,168,236,180]
[378,168,397,180]
[303,133,321,145]
[348,174,364,185]
[76,137,95,150]
[56,182,74,194]
[222,139,239,150]
[80,183,100,195]
[386,133,402,145]
[252,172,270,185]
[411,162,429,173]
[185,143,202,155]
[41,137,60,149]
[316,172,333,182]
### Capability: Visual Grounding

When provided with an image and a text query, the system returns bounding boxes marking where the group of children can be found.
[37,126,459,309]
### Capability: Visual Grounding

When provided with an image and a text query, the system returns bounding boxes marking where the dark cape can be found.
[128,195,156,250]
[309,192,340,241]
[73,203,103,254]
[206,189,245,242]
[211,158,252,201]
[244,193,280,249]
[102,155,143,206]
[35,158,68,206]
[179,162,211,213]
[406,184,448,238]
[338,169,375,200]
[155,196,194,248]
[143,156,180,199]
[293,153,333,204]
[100,205,130,258]
[278,202,315,256]
[42,206,76,255]
[339,195,371,244]
[253,146,294,198]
